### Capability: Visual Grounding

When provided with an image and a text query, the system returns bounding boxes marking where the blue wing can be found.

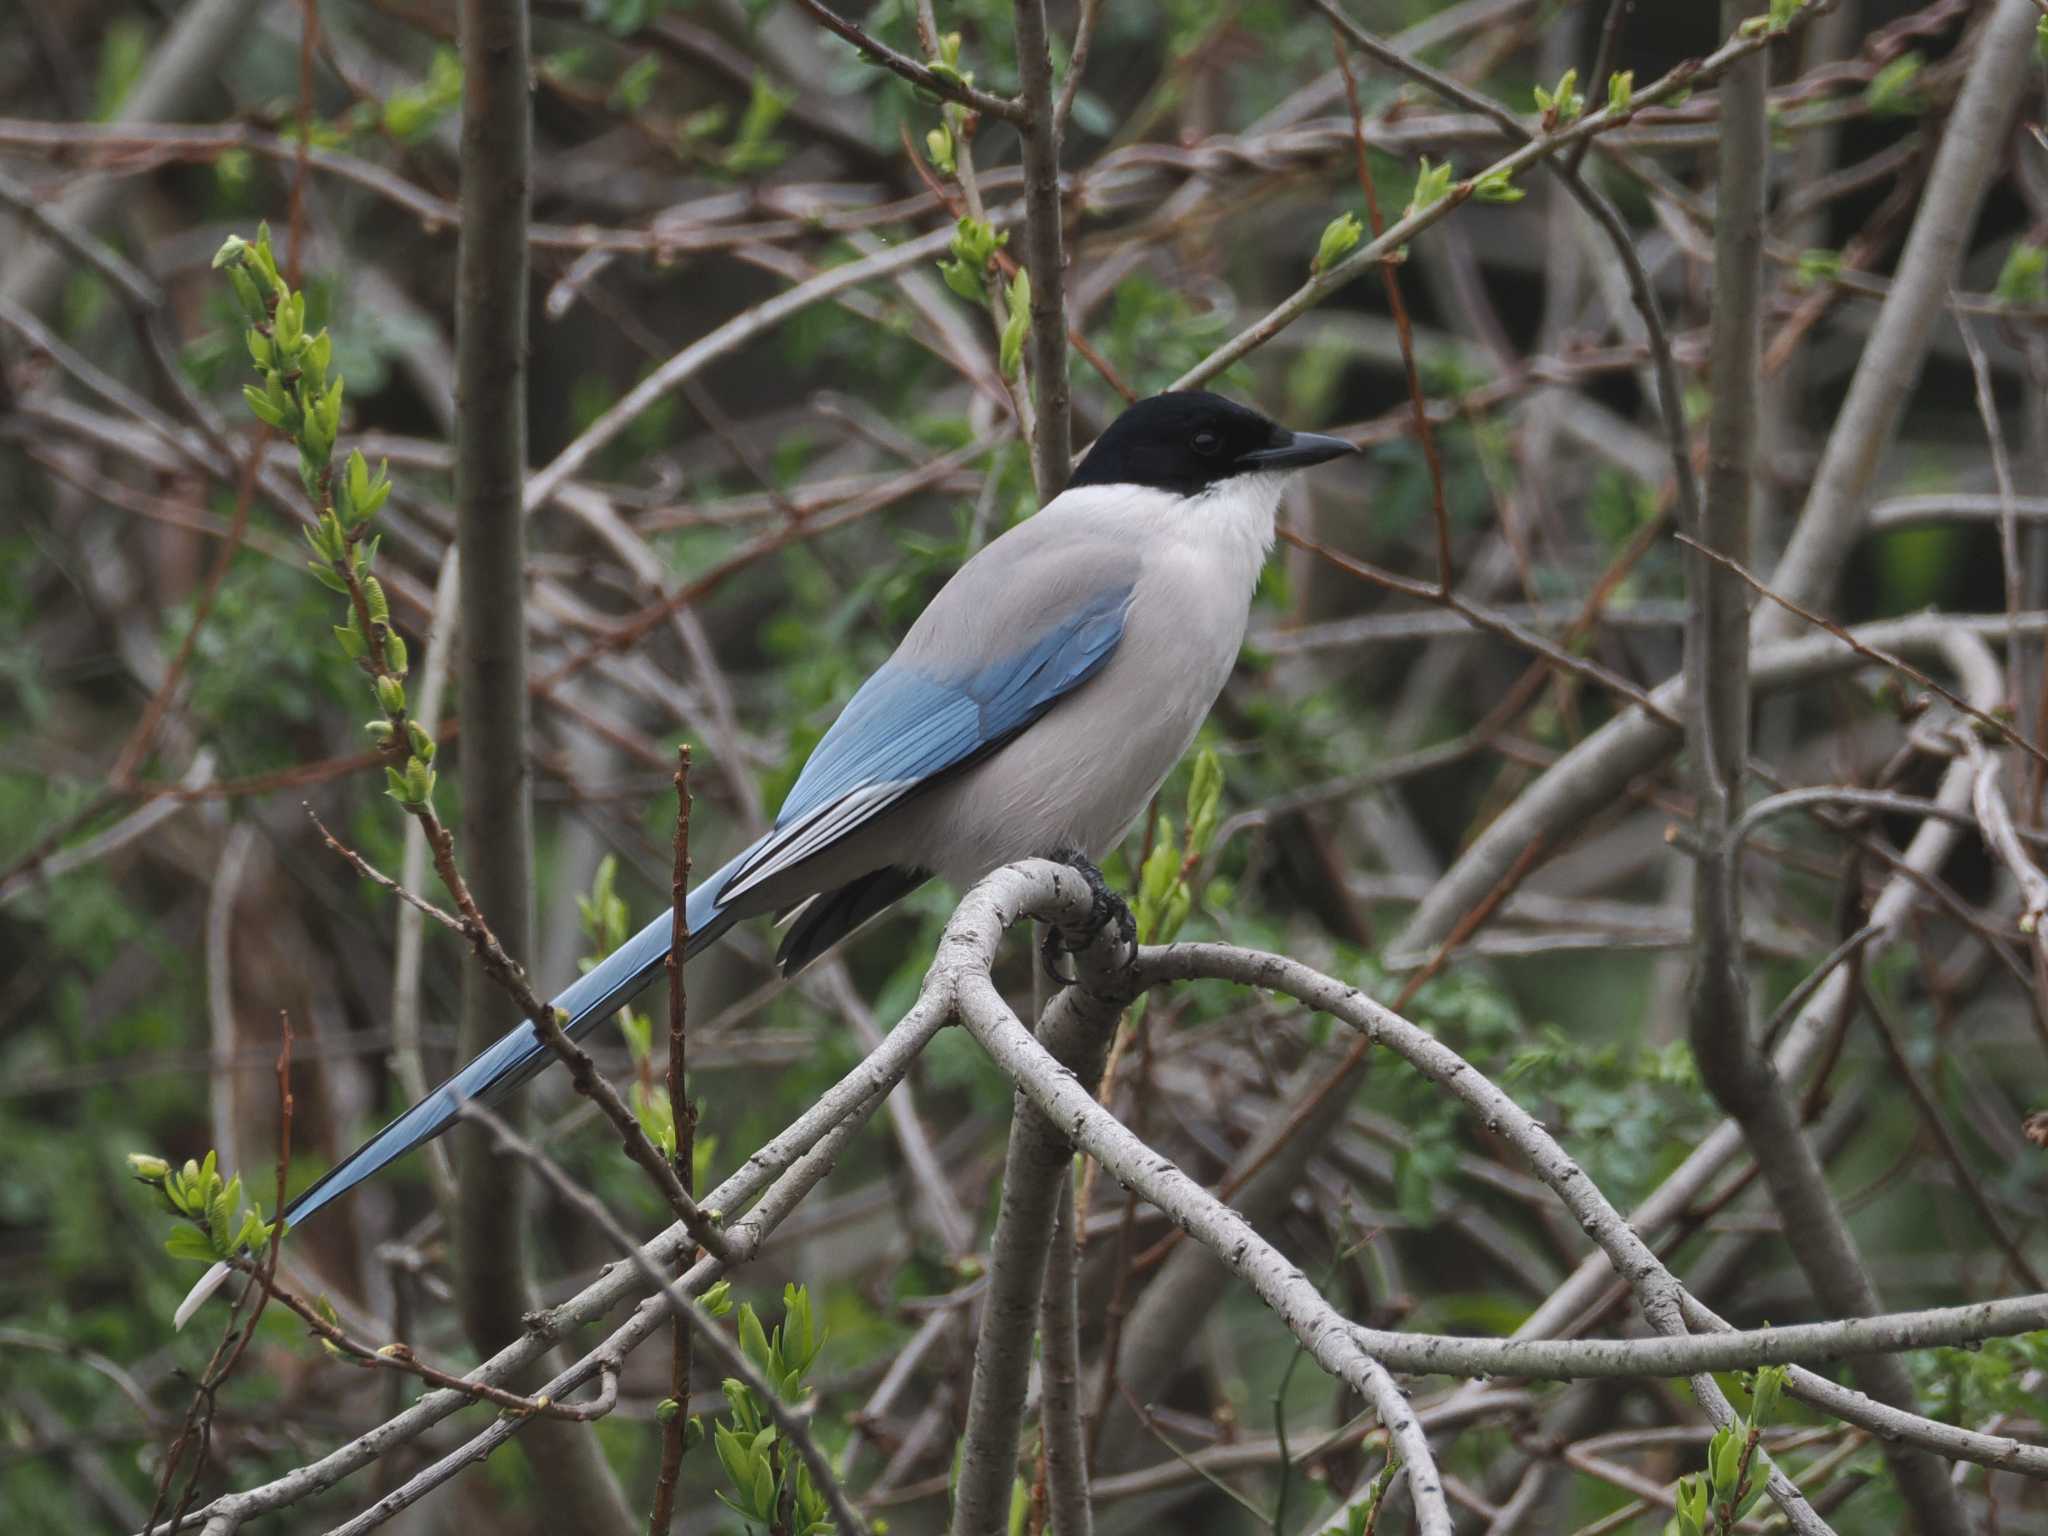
[719,578,1134,904]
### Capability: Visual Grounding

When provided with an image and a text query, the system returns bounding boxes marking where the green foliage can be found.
[216,225,432,813]
[129,1149,278,1264]
[998,268,1032,378]
[938,216,1009,304]
[1099,272,1238,397]
[1133,746,1226,947]
[578,855,678,1157]
[1319,1454,1400,1534]
[1916,1332,2048,1425]
[1794,247,1843,289]
[1471,168,1524,204]
[1312,212,1363,277]
[1403,158,1454,220]
[1533,67,1583,127]
[1995,241,2047,307]
[1665,1367,1786,1535]
[709,1284,836,1533]
[379,48,464,142]
[1864,52,1924,118]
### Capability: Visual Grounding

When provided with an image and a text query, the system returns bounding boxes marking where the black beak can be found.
[1242,429,1357,471]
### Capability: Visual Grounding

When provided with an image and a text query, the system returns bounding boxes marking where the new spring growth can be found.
[215,225,434,811]
[129,1149,279,1265]
[923,29,974,97]
[939,216,1008,303]
[999,268,1032,378]
[711,1285,832,1535]
[1533,67,1584,129]
[1134,746,1225,948]
[1403,159,1454,221]
[1743,0,1810,36]
[1312,212,1362,276]
[1665,1364,1788,1536]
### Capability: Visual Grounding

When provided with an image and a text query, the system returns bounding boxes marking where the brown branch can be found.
[1011,0,1072,498]
[107,445,259,789]
[303,807,739,1267]
[1678,533,2048,773]
[1326,13,1452,594]
[789,0,1028,123]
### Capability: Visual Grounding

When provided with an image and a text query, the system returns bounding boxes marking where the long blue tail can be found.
[175,859,744,1326]
[279,861,742,1232]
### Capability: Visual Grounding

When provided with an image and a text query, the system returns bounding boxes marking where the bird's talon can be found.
[1040,925,1081,987]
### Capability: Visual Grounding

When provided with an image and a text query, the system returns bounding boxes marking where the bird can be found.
[174,389,1353,1326]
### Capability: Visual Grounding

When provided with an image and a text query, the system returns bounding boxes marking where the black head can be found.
[1068,390,1355,496]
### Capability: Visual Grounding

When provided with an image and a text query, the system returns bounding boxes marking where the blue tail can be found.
[277,859,742,1232]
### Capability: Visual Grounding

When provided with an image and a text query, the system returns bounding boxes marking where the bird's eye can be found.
[1191,431,1221,455]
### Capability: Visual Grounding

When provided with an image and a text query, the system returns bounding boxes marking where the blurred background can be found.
[2,0,2044,1530]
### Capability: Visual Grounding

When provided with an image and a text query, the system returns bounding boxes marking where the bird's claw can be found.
[1040,851,1138,986]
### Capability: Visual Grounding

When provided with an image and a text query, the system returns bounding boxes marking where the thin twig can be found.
[457,1097,873,1536]
[648,745,695,1536]
[1678,533,2048,773]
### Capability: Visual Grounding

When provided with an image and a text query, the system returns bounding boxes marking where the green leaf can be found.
[738,1302,773,1374]
[1403,158,1454,220]
[1749,1364,1786,1425]
[164,1227,219,1262]
[1472,169,1524,204]
[1708,1423,1742,1498]
[242,383,286,429]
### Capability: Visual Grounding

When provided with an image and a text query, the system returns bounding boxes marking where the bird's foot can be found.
[1040,849,1138,986]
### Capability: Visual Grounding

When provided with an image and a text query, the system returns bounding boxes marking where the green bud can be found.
[1311,212,1362,276]
[364,577,389,625]
[334,623,368,661]
[366,719,395,743]
[128,1153,171,1181]
[407,720,436,761]
[376,674,407,715]
[346,448,373,511]
[999,268,1031,378]
[227,264,268,324]
[303,329,332,390]
[385,629,409,676]
[1749,1364,1786,1425]
[1403,158,1454,220]
[926,121,956,175]
[1472,169,1524,204]
[656,1397,681,1424]
[275,289,304,351]
[243,382,287,429]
